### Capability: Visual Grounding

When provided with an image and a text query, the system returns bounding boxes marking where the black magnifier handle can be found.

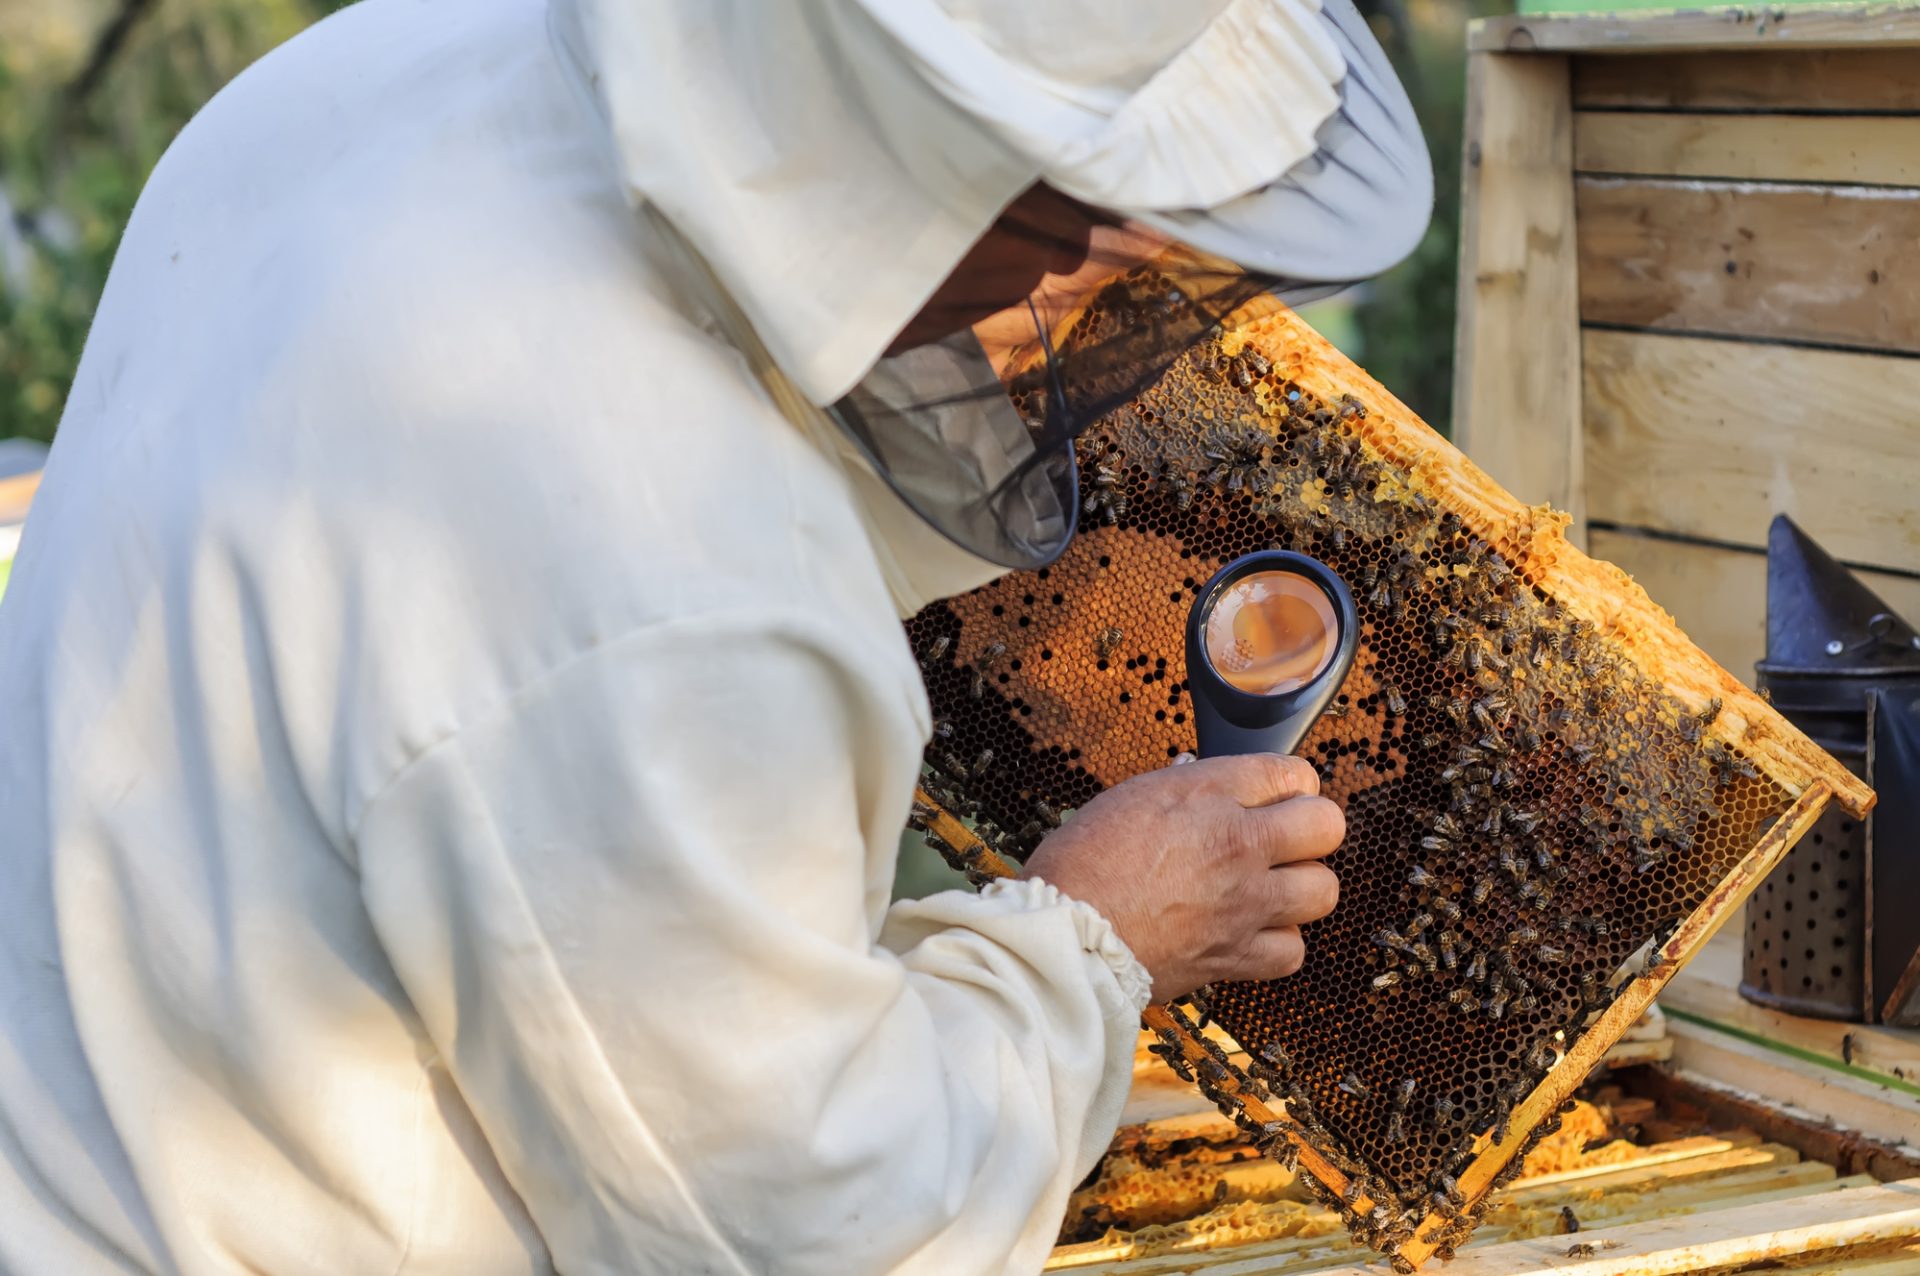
[1185,551,1361,760]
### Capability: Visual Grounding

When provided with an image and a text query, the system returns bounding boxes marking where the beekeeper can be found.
[0,0,1430,1271]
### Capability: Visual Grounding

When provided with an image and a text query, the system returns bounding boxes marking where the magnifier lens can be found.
[1203,571,1339,696]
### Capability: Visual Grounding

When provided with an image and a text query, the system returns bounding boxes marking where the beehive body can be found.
[906,267,1869,1268]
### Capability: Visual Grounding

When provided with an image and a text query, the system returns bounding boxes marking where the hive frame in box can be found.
[912,282,1872,1271]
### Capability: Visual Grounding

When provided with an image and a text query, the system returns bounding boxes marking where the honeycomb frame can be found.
[906,260,1872,1271]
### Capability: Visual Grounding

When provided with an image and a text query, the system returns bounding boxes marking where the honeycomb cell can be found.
[903,268,1796,1264]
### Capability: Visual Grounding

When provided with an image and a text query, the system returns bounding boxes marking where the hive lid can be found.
[1763,515,1920,676]
[1872,687,1920,1025]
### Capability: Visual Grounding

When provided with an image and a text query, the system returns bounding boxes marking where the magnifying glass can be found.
[1185,551,1360,759]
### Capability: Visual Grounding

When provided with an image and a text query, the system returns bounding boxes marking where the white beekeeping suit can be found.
[0,0,1427,1273]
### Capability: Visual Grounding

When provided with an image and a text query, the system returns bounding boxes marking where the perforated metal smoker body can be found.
[904,267,1871,1270]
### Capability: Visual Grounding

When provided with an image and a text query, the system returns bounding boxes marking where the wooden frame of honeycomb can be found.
[908,259,1873,1271]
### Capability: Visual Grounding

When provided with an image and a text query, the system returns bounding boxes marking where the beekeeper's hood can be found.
[548,0,1431,571]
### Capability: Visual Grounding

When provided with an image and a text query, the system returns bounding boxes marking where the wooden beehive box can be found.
[1454,3,1920,680]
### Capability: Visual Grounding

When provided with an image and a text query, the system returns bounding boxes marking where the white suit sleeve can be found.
[352,609,1152,1275]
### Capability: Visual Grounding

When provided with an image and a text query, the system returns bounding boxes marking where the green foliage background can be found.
[1,0,1496,446]
[0,0,354,442]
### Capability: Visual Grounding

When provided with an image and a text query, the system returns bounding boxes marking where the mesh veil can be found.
[827,0,1431,571]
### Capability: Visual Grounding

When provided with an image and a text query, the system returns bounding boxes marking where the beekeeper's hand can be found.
[1023,754,1342,1000]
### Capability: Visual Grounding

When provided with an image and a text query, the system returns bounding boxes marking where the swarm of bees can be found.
[900,268,1812,1269]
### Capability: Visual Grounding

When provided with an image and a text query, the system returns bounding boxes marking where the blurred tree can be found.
[0,0,355,441]
[1,0,1503,444]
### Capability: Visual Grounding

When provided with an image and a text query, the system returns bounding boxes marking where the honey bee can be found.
[1566,1240,1624,1258]
[1507,925,1540,947]
[1032,798,1063,829]
[1381,680,1409,717]
[1465,951,1488,983]
[1438,931,1461,970]
[1471,877,1496,907]
[1698,696,1722,727]
[1373,928,1415,957]
[1536,944,1571,965]
[1339,1071,1371,1098]
[1579,971,1609,1011]
[1433,895,1462,923]
[972,748,995,776]
[1371,971,1403,991]
[1705,740,1761,787]
[969,670,990,700]
[1386,1112,1407,1145]
[1419,833,1454,854]
[1324,699,1351,720]
[1410,942,1438,972]
[1485,986,1511,1022]
[1471,694,1512,731]
[1408,865,1439,890]
[923,635,952,666]
[1094,626,1124,659]
[979,641,1008,667]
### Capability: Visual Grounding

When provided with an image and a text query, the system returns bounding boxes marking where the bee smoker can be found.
[1742,516,1920,1023]
[1185,551,1360,759]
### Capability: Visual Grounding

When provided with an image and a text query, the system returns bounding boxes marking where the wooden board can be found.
[1664,927,1920,1090]
[1317,1177,1920,1275]
[1576,177,1920,355]
[1587,531,1920,682]
[1574,112,1920,186]
[1473,5,1920,54]
[1582,329,1920,575]
[1667,1023,1920,1152]
[1572,48,1920,112]
[1451,53,1585,540]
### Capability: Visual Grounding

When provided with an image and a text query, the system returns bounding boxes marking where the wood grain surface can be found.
[1576,177,1920,354]
[1452,53,1585,540]
[1572,48,1920,112]
[1575,112,1920,186]
[1582,329,1920,574]
[1474,5,1920,54]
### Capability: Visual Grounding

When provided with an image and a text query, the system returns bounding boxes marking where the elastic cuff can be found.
[982,877,1155,1013]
